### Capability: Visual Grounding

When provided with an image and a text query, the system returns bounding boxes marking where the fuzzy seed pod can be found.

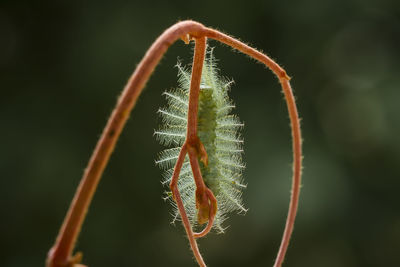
[155,49,246,233]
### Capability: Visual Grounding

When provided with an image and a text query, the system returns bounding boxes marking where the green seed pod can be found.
[155,49,246,233]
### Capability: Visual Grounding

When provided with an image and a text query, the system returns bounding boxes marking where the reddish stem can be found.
[169,144,206,267]
[273,79,302,267]
[205,29,302,267]
[186,36,206,141]
[46,21,208,267]
[47,20,302,267]
[193,188,217,239]
[169,35,216,260]
[169,36,210,267]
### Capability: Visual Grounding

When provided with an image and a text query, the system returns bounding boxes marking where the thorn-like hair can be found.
[155,49,246,233]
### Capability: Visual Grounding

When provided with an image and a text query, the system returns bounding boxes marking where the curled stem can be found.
[169,144,206,267]
[46,20,302,267]
[204,29,302,266]
[46,20,207,267]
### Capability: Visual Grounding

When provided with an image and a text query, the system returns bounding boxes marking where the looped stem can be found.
[47,20,302,267]
[194,188,217,238]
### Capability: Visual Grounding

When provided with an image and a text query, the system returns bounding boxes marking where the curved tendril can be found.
[47,20,301,267]
[194,188,217,239]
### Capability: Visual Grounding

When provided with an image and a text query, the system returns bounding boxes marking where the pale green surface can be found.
[155,51,246,232]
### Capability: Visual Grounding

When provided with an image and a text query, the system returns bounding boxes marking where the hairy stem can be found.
[169,144,206,267]
[186,37,206,141]
[47,20,302,267]
[205,29,302,267]
[47,21,208,267]
[170,35,209,267]
[193,188,217,239]
[273,79,302,267]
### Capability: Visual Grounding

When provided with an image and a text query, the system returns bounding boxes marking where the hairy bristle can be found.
[155,48,246,233]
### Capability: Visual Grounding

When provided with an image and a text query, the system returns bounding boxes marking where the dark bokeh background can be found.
[1,0,400,266]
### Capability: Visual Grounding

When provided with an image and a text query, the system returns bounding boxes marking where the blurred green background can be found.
[1,0,400,266]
